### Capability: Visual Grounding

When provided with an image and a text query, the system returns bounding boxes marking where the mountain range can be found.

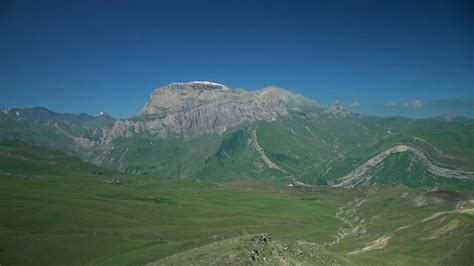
[1,81,473,187]
[2,81,474,265]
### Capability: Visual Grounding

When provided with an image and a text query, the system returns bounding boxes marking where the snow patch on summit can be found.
[189,81,227,87]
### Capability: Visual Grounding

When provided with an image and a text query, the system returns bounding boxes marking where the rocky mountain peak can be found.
[168,81,230,91]
[442,113,457,121]
[257,85,287,94]
[93,112,116,127]
[325,103,352,117]
[431,113,468,122]
[107,82,322,140]
[0,107,116,129]
[139,82,320,117]
[1,106,55,119]
[138,81,237,116]
[257,86,321,110]
[95,112,115,121]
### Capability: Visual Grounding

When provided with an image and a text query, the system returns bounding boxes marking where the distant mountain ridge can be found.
[1,106,115,128]
[430,113,469,122]
[1,81,473,187]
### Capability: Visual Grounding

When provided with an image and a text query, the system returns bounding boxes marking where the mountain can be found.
[324,102,353,118]
[1,107,116,128]
[1,82,474,187]
[1,82,474,265]
[430,113,470,122]
[106,82,321,141]
[0,107,115,157]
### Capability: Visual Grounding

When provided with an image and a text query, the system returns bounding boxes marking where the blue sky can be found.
[1,0,473,118]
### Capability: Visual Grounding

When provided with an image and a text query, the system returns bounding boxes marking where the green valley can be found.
[1,140,473,265]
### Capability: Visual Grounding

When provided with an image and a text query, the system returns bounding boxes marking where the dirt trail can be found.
[347,235,392,255]
[333,144,474,188]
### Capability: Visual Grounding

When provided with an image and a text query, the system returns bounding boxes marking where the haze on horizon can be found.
[1,0,473,119]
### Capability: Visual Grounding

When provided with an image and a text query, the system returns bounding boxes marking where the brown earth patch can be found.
[424,190,466,203]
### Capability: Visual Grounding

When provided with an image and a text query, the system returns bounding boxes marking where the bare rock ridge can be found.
[139,81,231,116]
[332,144,474,187]
[106,81,322,140]
[324,103,352,117]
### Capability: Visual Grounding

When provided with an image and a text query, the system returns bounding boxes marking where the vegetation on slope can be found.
[1,141,473,265]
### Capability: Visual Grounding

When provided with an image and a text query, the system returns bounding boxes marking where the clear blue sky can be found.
[1,0,473,118]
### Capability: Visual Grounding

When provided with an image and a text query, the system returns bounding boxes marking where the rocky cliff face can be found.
[105,82,322,141]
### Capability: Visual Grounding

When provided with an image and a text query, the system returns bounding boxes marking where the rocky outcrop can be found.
[324,103,352,118]
[332,144,474,188]
[105,82,321,141]
[251,129,284,172]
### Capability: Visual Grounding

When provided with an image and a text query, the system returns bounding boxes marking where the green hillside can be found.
[0,139,113,177]
[193,113,474,187]
[1,142,473,265]
[1,106,473,264]
[2,106,473,188]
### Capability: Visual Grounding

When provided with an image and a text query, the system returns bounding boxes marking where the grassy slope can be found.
[331,186,474,265]
[1,141,473,265]
[99,133,222,178]
[0,139,113,177]
[1,114,474,265]
[150,184,474,265]
[0,114,98,158]
[0,176,345,265]
[0,141,342,265]
[254,114,474,186]
[2,110,473,187]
